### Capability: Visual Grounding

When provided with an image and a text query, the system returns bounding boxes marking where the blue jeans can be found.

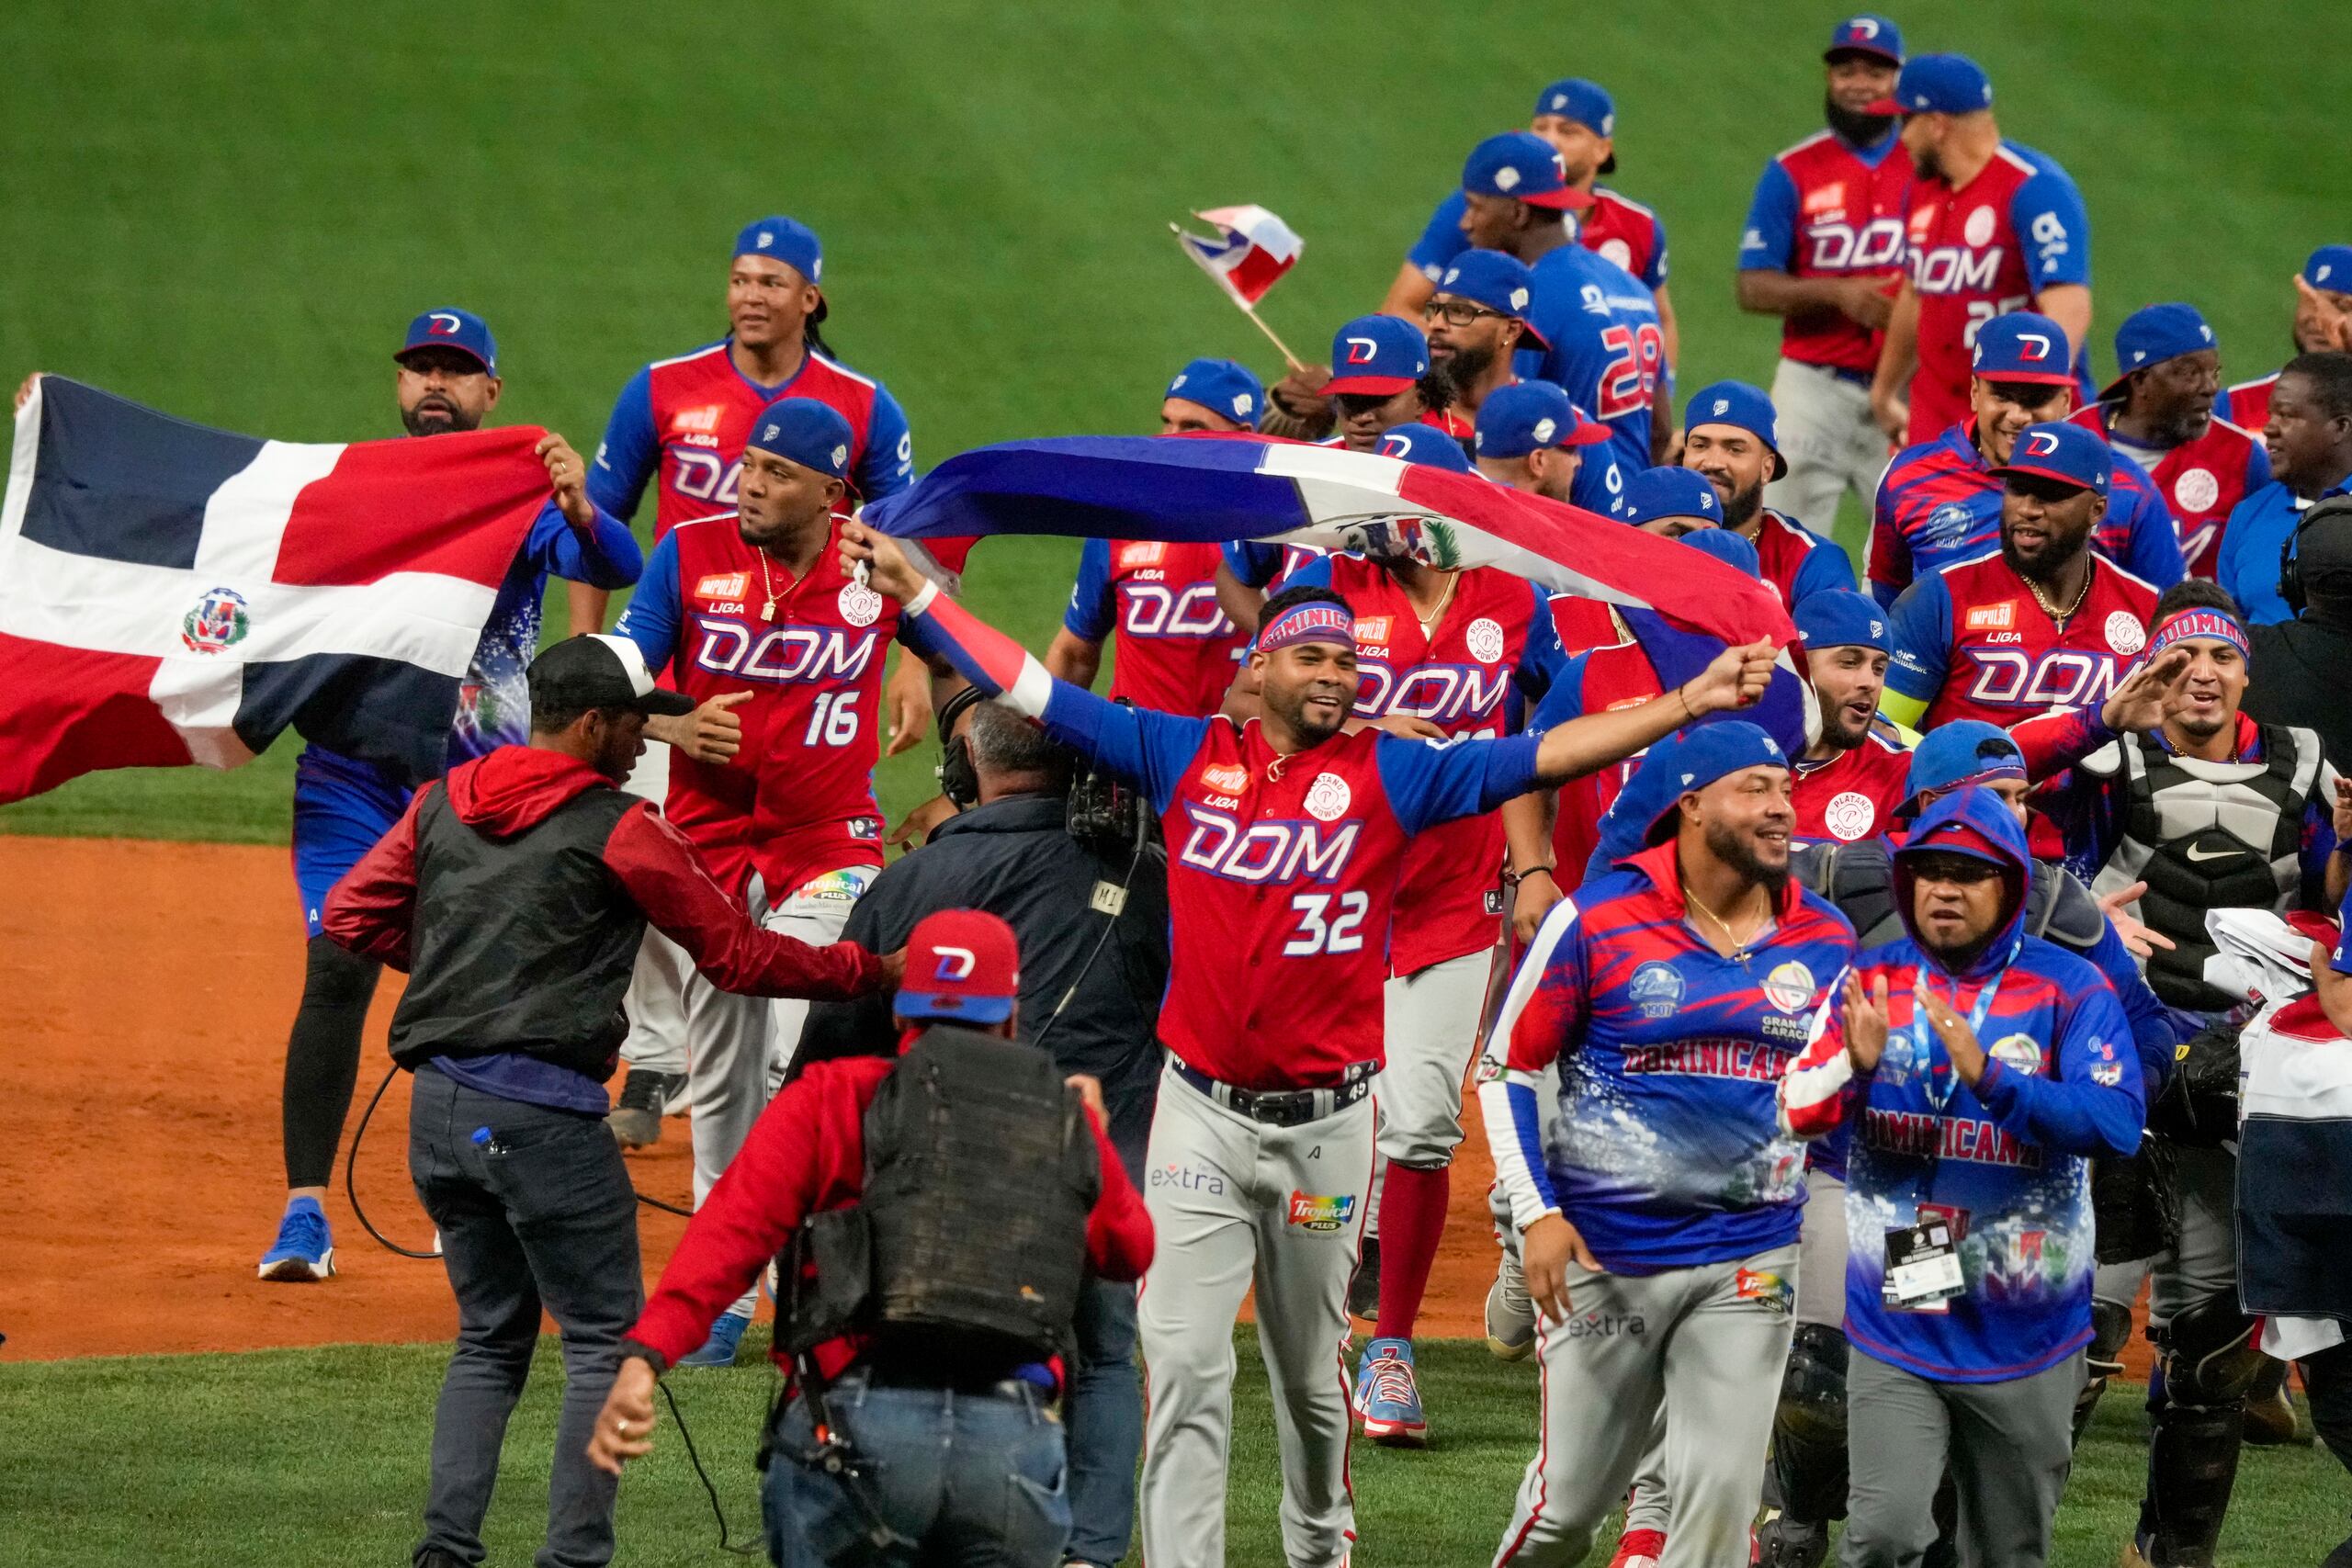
[1066,1278,1142,1565]
[762,1376,1069,1567]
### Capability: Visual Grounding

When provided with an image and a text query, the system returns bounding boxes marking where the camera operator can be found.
[589,909,1153,1565]
[797,693,1170,1568]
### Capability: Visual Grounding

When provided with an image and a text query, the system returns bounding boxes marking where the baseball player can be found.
[1456,133,1667,512]
[1481,722,1859,1568]
[248,310,644,1281]
[1737,16,1914,535]
[837,517,1775,1568]
[2069,304,2271,578]
[608,398,944,1366]
[1869,310,2185,608]
[1419,249,1548,446]
[2224,244,2352,431]
[1252,427,1564,1445]
[1387,79,1678,377]
[1474,380,1612,502]
[1044,359,1261,717]
[1866,54,2094,450]
[2218,353,2352,626]
[1679,380,1859,610]
[1787,591,1910,847]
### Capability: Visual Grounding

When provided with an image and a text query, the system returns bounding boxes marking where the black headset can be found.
[2277,493,2352,616]
[934,683,990,807]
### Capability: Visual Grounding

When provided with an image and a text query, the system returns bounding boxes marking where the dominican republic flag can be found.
[1171,206,1303,307]
[0,377,550,803]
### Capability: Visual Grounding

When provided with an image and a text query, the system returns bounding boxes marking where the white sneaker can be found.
[1486,1246,1536,1360]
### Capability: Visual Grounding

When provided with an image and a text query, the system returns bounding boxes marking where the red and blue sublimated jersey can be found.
[902,589,1546,1089]
[2067,403,2270,578]
[1792,731,1912,846]
[588,338,913,539]
[1738,129,1913,376]
[1781,788,2141,1382]
[1411,186,1668,293]
[1478,837,1855,1273]
[1867,423,2185,609]
[1062,538,1246,717]
[1901,142,2093,446]
[1287,557,1559,974]
[1884,548,2161,732]
[2225,372,2279,434]
[1750,506,1860,610]
[615,513,908,898]
[1517,243,1664,499]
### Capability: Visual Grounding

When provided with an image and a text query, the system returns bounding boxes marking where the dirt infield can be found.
[0,834,1498,1360]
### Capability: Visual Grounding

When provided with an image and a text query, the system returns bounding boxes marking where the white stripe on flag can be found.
[1257,441,1411,518]
[1,378,40,554]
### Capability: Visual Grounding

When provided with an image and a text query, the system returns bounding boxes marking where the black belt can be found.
[1173,1059,1374,1127]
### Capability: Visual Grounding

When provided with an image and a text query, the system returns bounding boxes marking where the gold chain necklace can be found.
[1682,879,1768,962]
[2025,564,2092,625]
[1414,571,1461,639]
[756,551,780,620]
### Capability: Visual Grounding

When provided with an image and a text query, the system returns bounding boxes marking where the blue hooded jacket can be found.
[1780,785,2144,1382]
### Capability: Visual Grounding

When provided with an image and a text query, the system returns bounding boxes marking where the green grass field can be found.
[2,1331,2341,1567]
[4,0,2347,841]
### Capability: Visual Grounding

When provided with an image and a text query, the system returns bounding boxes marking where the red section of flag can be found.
[0,634,187,802]
[273,426,549,589]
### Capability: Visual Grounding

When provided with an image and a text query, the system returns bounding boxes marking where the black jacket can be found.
[799,794,1170,1164]
[2245,617,2352,773]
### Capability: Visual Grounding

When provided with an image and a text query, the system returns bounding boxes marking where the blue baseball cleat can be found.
[258,1195,335,1282]
[1353,1336,1428,1447]
[674,1309,752,1368]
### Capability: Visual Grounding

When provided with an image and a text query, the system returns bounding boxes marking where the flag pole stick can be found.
[1170,223,1307,372]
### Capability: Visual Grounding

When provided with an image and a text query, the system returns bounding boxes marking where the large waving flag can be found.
[864,433,1797,650]
[0,377,549,802]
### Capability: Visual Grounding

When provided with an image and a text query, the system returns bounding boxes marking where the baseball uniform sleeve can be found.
[1792,535,1861,604]
[1375,731,1545,835]
[2298,767,2343,901]
[2075,900,2179,1095]
[1972,967,2143,1158]
[1866,465,1916,609]
[1223,538,1288,591]
[2335,886,2352,975]
[2115,461,2188,590]
[2007,706,2117,782]
[1062,537,1118,641]
[1739,160,1801,272]
[1082,1101,1155,1282]
[1516,580,1568,698]
[2012,165,2093,290]
[859,383,915,501]
[321,784,431,970]
[1881,576,1952,728]
[1476,892,1589,1229]
[1408,188,1471,280]
[588,366,658,523]
[1281,554,1335,592]
[610,531,684,675]
[1639,211,1670,291]
[520,497,644,591]
[1779,962,1862,1139]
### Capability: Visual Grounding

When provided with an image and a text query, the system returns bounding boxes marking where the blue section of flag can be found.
[22,378,266,569]
[865,435,1297,544]
[1618,606,1810,756]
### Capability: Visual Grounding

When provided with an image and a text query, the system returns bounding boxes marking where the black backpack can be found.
[778,1025,1102,1367]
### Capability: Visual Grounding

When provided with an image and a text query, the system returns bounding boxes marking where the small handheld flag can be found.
[1170,206,1306,370]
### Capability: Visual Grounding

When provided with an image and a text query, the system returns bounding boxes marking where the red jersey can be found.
[2068,403,2271,577]
[1294,558,1554,974]
[590,338,911,541]
[1738,130,1914,375]
[1791,732,1912,845]
[2224,372,2278,434]
[1580,188,1669,296]
[1885,548,2160,732]
[628,513,904,899]
[1747,506,1861,609]
[1899,141,2092,446]
[1539,637,1662,880]
[1062,538,1246,716]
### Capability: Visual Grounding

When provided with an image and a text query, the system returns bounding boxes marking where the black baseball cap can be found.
[527,635,696,717]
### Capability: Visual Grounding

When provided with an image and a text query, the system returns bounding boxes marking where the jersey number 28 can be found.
[1596,323,1668,420]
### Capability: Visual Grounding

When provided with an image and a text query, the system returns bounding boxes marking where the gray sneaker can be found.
[608,1068,683,1148]
[1485,1245,1535,1360]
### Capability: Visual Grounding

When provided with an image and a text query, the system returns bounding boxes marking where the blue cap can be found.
[1990,421,2110,497]
[1620,466,1724,529]
[1475,380,1609,458]
[1532,79,1615,138]
[734,216,823,284]
[1904,719,2026,807]
[1794,589,1892,652]
[1656,720,1791,803]
[1434,250,1549,347]
[1970,310,2075,386]
[396,308,497,376]
[1461,131,1589,211]
[1683,379,1788,480]
[2304,246,2352,290]
[1164,357,1264,426]
[1679,525,1760,578]
[744,397,854,479]
[1325,315,1430,396]
[1376,423,1476,473]
[1825,14,1903,63]
[1872,53,1993,116]
[2100,303,2217,400]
